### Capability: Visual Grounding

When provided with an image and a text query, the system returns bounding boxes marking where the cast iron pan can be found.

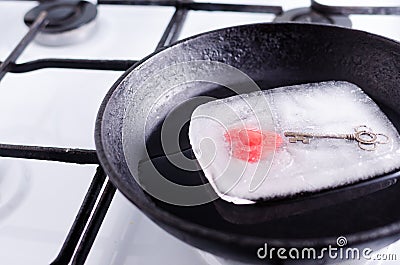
[95,23,400,264]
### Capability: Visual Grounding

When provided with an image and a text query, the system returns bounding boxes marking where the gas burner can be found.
[274,7,352,28]
[24,0,97,46]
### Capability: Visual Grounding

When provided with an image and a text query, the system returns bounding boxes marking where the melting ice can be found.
[188,81,400,204]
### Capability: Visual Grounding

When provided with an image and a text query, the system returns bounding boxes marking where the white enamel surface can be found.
[0,1,399,265]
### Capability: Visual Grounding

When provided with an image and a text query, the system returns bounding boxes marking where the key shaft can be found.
[284,132,355,141]
[284,126,389,151]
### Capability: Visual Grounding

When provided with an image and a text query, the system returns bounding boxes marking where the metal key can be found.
[284,125,390,151]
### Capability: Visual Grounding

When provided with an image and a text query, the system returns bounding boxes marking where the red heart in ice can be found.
[224,128,283,163]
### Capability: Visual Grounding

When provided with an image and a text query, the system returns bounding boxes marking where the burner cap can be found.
[24,0,97,46]
[274,7,352,28]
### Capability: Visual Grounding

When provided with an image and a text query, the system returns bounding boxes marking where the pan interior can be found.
[98,23,400,242]
[144,81,400,238]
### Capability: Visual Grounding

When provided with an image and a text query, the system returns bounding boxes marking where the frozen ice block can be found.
[188,81,400,204]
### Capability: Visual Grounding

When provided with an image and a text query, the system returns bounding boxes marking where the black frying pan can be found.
[95,23,400,264]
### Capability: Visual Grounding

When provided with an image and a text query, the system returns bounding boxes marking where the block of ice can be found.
[188,81,400,204]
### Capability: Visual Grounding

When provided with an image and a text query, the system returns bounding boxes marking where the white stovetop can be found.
[0,1,399,264]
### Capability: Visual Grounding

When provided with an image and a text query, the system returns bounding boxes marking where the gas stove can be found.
[0,1,399,264]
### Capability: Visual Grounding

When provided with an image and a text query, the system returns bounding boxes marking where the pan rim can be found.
[94,22,400,250]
